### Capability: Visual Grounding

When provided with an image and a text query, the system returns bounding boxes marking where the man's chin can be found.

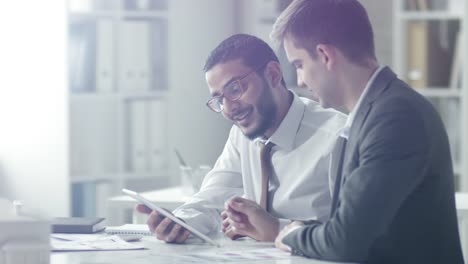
[239,125,262,140]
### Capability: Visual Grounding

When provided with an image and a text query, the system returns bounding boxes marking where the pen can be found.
[174,148,188,167]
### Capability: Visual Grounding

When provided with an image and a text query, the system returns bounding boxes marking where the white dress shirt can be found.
[340,66,385,139]
[173,91,346,235]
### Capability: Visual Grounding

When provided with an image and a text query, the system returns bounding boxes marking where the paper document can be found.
[51,234,145,251]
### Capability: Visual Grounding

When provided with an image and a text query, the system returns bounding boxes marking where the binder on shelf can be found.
[449,0,465,15]
[450,32,463,89]
[118,20,151,92]
[128,100,149,172]
[96,19,115,93]
[151,19,168,90]
[95,181,112,218]
[69,22,96,93]
[70,97,119,178]
[69,0,93,13]
[71,182,97,217]
[407,21,428,88]
[407,0,429,11]
[446,99,460,163]
[148,99,168,170]
[416,0,429,11]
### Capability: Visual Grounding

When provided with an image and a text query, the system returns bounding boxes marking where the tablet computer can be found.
[122,188,220,247]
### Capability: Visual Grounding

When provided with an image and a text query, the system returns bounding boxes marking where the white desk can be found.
[50,236,342,264]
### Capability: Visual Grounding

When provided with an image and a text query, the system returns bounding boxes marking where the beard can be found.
[243,78,277,140]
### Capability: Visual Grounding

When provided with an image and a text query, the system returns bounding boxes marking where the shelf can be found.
[70,90,168,101]
[69,10,168,21]
[399,11,462,21]
[120,90,168,100]
[69,11,117,21]
[121,171,169,180]
[71,170,168,183]
[71,92,118,99]
[121,11,168,19]
[70,173,117,183]
[414,88,461,98]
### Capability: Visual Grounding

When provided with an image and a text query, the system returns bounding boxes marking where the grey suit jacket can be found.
[283,67,463,263]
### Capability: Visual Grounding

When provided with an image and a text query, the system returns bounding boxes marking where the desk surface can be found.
[99,188,468,263]
[51,236,343,264]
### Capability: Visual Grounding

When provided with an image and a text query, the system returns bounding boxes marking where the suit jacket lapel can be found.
[330,137,347,217]
[348,67,397,141]
[338,67,398,204]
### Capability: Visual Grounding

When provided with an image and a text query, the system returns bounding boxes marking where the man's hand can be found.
[221,210,245,240]
[275,221,304,252]
[136,204,190,243]
[221,197,279,242]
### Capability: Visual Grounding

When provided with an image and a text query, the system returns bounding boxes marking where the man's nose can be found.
[297,72,305,88]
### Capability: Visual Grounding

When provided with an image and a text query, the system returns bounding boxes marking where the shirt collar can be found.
[256,91,304,151]
[340,65,385,139]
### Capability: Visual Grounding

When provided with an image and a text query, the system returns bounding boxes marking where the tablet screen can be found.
[122,188,220,247]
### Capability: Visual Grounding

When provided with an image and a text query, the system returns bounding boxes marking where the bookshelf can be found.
[67,0,170,216]
[393,0,468,190]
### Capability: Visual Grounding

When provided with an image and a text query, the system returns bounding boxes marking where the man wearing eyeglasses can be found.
[137,33,345,244]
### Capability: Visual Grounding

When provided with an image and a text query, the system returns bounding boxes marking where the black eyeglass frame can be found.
[206,64,267,113]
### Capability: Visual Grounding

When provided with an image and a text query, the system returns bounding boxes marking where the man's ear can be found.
[316,44,336,70]
[263,61,283,88]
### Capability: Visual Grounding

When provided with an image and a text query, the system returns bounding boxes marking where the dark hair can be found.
[271,0,376,65]
[204,34,286,86]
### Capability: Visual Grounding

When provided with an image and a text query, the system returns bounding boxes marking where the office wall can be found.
[167,0,237,180]
[0,2,70,216]
[360,0,394,67]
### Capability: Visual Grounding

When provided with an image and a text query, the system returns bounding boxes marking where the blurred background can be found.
[0,0,466,223]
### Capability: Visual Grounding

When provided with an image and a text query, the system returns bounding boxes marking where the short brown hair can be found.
[271,0,376,65]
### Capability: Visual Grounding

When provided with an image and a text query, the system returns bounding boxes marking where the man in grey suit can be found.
[225,0,463,262]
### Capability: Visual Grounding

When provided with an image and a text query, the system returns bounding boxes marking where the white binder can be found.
[96,19,114,93]
[118,20,151,92]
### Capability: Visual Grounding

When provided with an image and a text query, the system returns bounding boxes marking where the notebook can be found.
[105,224,152,236]
[52,217,106,234]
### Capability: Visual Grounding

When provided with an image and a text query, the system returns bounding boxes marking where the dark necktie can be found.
[259,141,274,211]
[330,137,347,216]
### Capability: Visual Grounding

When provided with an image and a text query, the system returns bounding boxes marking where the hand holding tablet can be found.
[123,188,220,247]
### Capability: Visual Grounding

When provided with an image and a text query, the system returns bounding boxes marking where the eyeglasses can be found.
[206,66,262,113]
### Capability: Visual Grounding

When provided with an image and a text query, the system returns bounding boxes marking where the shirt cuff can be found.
[278,218,291,232]
[285,225,303,235]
